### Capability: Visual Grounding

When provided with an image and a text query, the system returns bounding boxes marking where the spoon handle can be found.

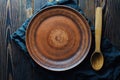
[95,7,102,52]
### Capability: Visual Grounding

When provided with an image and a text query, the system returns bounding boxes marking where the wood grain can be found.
[0,0,9,80]
[0,0,34,80]
[0,0,120,80]
[104,0,120,49]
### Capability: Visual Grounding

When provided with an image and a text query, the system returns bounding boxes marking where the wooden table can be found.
[0,0,120,80]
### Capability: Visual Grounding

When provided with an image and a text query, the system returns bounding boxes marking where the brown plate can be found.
[26,5,92,71]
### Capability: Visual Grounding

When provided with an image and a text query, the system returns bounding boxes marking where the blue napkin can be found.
[11,0,120,80]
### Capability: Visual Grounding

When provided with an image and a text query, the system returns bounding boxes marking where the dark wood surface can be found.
[0,0,120,80]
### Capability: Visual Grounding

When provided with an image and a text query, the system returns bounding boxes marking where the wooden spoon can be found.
[90,7,104,71]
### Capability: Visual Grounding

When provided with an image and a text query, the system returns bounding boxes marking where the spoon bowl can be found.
[91,51,104,71]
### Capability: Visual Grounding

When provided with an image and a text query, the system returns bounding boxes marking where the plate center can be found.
[48,28,69,49]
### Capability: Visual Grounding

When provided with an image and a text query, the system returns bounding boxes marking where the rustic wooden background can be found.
[0,0,120,80]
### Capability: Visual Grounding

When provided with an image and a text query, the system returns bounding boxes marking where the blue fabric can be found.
[11,0,120,80]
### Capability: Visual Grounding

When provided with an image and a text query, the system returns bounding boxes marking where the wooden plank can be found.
[0,0,34,80]
[0,0,9,80]
[0,0,4,79]
[104,0,120,49]
[78,0,95,25]
[0,0,18,80]
[10,0,34,80]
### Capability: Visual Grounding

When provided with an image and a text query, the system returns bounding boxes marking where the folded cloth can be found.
[11,0,120,80]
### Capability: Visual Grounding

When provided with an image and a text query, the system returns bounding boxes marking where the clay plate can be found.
[26,5,92,71]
